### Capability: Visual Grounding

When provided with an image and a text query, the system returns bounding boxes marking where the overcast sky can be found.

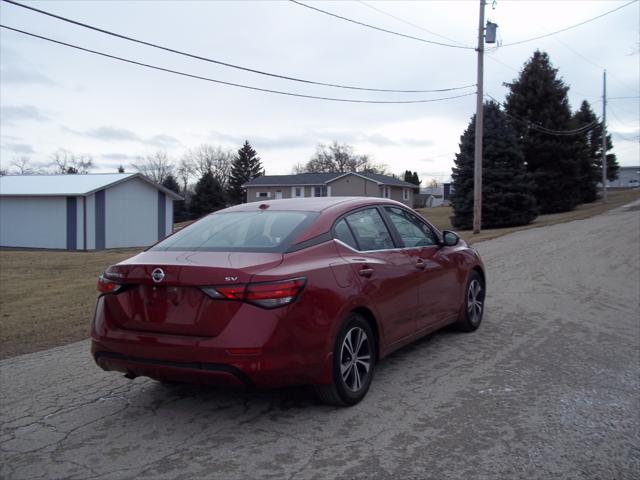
[1,0,638,182]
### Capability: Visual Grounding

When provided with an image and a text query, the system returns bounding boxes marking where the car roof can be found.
[222,196,400,213]
[221,196,415,246]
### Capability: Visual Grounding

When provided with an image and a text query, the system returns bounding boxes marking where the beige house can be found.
[242,172,416,207]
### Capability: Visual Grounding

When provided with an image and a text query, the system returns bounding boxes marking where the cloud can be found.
[208,130,431,150]
[84,126,141,142]
[66,126,180,148]
[0,46,56,86]
[0,67,55,86]
[1,105,49,124]
[101,152,136,161]
[1,142,36,154]
[148,134,180,148]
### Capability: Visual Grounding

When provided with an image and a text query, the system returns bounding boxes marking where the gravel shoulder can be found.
[1,202,639,480]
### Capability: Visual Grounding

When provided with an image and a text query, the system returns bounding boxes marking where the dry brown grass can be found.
[0,248,139,359]
[1,188,638,360]
[417,189,640,244]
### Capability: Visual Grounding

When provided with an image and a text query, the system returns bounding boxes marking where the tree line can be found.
[451,50,619,230]
[2,140,386,223]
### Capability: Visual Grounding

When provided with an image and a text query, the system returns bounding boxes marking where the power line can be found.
[0,0,475,94]
[609,96,640,100]
[354,0,521,74]
[289,0,475,50]
[355,0,470,47]
[545,29,640,96]
[501,0,638,47]
[485,93,599,135]
[0,25,478,105]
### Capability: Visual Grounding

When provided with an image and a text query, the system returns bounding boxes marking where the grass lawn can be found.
[0,188,638,360]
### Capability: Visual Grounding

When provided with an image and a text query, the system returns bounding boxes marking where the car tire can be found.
[314,313,376,406]
[455,270,485,332]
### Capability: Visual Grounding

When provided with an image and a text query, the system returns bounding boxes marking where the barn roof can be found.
[0,173,182,199]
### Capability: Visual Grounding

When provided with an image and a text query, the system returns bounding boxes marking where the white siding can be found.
[85,193,96,250]
[105,177,159,248]
[0,196,67,249]
[165,196,173,237]
[76,197,85,250]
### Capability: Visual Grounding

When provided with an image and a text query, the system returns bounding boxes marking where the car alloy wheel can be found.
[467,279,483,327]
[455,271,485,332]
[314,314,376,406]
[340,326,372,392]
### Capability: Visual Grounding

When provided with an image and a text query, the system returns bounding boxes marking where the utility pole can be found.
[601,69,607,203]
[473,0,486,234]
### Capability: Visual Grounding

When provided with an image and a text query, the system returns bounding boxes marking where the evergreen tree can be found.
[227,141,263,204]
[505,51,581,213]
[451,101,537,229]
[403,170,413,183]
[162,174,188,222]
[117,165,125,173]
[190,171,226,218]
[573,100,619,196]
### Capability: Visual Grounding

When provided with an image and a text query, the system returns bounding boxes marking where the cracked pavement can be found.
[1,203,639,479]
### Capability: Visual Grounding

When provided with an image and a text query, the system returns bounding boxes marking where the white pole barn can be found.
[0,173,182,250]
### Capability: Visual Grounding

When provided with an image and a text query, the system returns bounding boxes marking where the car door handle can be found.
[358,267,374,277]
[415,260,426,270]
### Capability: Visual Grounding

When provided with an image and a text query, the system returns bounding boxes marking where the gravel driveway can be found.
[1,202,639,480]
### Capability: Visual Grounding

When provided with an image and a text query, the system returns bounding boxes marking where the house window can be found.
[403,188,410,201]
[292,186,304,198]
[313,186,328,197]
[381,186,390,198]
[256,191,271,198]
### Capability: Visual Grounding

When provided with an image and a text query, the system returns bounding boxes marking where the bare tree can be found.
[291,162,307,174]
[50,149,93,174]
[10,156,39,175]
[300,142,388,174]
[181,144,234,188]
[131,151,174,184]
[176,156,194,192]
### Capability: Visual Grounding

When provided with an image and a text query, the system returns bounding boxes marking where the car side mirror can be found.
[442,230,460,247]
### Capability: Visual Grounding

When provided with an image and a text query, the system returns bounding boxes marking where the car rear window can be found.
[151,211,317,252]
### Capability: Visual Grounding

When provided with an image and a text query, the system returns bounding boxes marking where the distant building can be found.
[416,183,452,208]
[0,173,182,250]
[608,166,640,188]
[242,172,417,207]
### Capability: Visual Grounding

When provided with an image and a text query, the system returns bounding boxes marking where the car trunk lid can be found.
[101,251,283,337]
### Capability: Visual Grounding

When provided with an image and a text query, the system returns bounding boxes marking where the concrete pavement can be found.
[1,202,639,479]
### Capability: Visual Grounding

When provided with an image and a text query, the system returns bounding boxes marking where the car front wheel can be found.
[314,313,376,406]
[455,271,485,332]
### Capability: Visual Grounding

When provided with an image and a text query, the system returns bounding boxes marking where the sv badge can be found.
[225,276,239,282]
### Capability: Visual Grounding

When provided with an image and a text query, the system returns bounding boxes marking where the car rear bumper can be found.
[93,350,253,387]
[91,296,333,388]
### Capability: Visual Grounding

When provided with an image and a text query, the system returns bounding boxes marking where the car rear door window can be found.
[344,208,395,251]
[334,219,359,250]
[384,207,437,247]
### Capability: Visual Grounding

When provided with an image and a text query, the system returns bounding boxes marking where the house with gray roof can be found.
[242,172,416,206]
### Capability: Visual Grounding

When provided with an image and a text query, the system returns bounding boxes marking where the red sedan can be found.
[92,197,485,405]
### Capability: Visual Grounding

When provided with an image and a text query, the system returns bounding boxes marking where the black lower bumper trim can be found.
[94,351,253,387]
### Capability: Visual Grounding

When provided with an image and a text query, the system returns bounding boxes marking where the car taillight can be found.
[97,275,123,294]
[201,277,306,309]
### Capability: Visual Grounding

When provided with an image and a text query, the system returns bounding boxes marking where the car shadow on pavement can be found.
[127,326,462,414]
